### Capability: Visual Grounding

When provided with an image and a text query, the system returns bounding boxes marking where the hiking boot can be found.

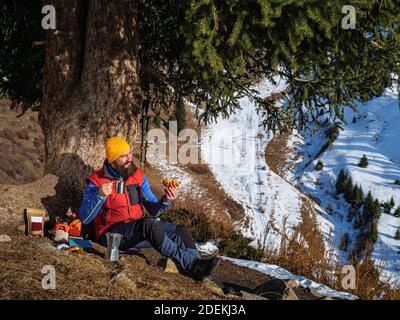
[189,256,220,281]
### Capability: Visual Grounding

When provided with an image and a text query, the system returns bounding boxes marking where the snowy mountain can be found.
[200,79,336,252]
[145,76,399,291]
[291,84,400,283]
[199,79,400,285]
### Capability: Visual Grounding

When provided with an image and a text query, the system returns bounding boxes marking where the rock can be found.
[163,258,180,274]
[254,278,299,300]
[286,279,298,289]
[0,234,11,243]
[202,277,225,296]
[284,287,299,300]
[240,290,269,300]
[222,285,242,296]
[305,287,324,298]
[320,296,334,300]
[111,271,137,291]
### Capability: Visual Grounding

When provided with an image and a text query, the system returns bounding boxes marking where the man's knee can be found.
[175,224,189,236]
[142,218,164,247]
[175,224,197,249]
[142,217,155,228]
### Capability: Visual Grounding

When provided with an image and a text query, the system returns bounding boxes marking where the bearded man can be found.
[79,137,219,280]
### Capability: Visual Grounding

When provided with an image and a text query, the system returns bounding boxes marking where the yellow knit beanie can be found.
[105,136,131,163]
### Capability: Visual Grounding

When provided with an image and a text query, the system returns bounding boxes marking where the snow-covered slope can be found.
[291,85,400,283]
[199,78,399,284]
[200,79,336,251]
[152,77,399,287]
[200,79,297,249]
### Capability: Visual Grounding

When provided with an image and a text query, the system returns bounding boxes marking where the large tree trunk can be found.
[40,0,142,212]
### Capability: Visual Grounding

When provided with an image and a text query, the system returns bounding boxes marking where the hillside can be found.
[288,84,400,284]
[195,78,400,288]
[1,83,399,299]
[0,99,44,184]
[0,98,356,300]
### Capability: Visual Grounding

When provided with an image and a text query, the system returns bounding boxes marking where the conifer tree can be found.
[1,1,399,194]
[358,155,369,168]
[316,160,324,171]
[389,197,395,209]
[383,200,392,214]
[395,207,400,218]
[348,207,358,223]
[336,169,347,194]
[153,111,161,128]
[373,199,381,220]
[363,191,374,222]
[353,185,364,209]
[370,221,378,244]
[344,177,354,203]
[174,95,186,134]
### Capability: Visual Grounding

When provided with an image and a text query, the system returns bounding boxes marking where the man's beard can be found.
[112,161,137,179]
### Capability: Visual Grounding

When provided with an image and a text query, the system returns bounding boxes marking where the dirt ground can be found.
[0,233,322,300]
[0,234,249,300]
[0,99,45,185]
[0,99,327,300]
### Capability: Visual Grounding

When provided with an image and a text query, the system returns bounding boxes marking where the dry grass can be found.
[187,164,211,175]
[0,235,231,300]
[260,203,400,300]
[164,195,233,242]
[264,131,294,178]
[263,197,334,281]
[164,195,264,261]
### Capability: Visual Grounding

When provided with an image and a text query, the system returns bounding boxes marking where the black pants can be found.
[97,217,197,251]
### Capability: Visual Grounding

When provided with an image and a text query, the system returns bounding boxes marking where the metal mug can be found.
[115,179,126,194]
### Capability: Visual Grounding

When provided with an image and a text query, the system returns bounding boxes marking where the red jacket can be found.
[87,164,145,239]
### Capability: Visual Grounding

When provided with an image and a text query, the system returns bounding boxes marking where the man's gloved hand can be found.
[98,182,113,197]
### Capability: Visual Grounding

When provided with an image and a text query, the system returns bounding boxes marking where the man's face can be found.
[113,150,133,169]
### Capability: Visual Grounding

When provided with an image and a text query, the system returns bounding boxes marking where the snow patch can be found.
[223,256,359,300]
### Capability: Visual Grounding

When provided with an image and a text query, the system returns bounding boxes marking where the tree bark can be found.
[40,0,142,210]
